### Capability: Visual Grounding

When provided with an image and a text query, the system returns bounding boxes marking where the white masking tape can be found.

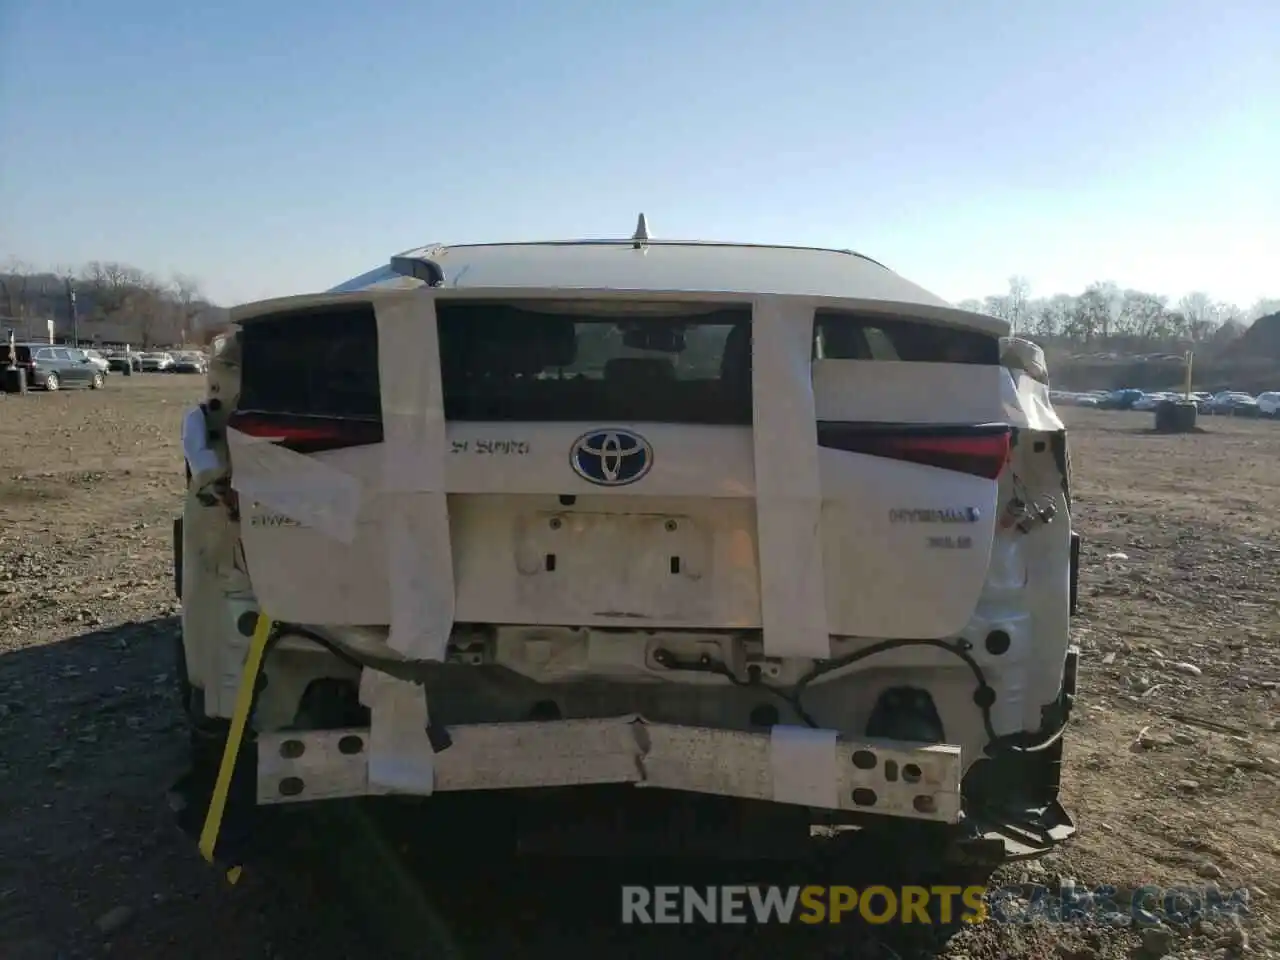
[181,405,221,477]
[226,427,362,544]
[750,297,831,660]
[769,725,839,808]
[375,294,455,660]
[360,669,435,794]
[375,295,446,492]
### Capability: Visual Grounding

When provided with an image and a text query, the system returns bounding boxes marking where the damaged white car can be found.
[172,220,1079,867]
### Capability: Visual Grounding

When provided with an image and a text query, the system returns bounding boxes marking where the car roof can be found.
[312,231,1007,336]
[343,240,928,298]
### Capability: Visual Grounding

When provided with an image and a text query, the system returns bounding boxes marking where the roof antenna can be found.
[631,212,650,249]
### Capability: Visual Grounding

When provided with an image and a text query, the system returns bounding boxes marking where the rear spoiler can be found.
[1000,337,1049,385]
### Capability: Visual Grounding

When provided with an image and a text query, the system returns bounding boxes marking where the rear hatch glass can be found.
[437,302,752,424]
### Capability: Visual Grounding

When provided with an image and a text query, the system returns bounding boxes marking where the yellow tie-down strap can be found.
[198,611,274,884]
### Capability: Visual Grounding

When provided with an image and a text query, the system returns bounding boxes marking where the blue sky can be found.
[2,0,1277,308]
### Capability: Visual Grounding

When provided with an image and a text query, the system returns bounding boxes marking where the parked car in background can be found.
[103,350,140,371]
[1132,392,1176,412]
[81,349,111,375]
[1208,391,1259,416]
[0,343,106,391]
[1097,388,1145,410]
[1256,392,1280,418]
[171,351,207,374]
[141,352,176,372]
[1047,390,1102,407]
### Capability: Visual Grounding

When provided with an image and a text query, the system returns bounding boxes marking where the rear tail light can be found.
[817,423,1012,479]
[226,411,383,454]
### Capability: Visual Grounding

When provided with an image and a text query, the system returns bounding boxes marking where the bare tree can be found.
[1006,276,1030,334]
[1119,290,1169,339]
[171,273,205,344]
[1178,292,1217,341]
[1083,282,1120,339]
[0,257,31,321]
[1030,294,1074,338]
[1067,287,1111,342]
[123,276,179,348]
[982,293,1012,321]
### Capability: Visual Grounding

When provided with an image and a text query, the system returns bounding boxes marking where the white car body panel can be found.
[177,238,1078,848]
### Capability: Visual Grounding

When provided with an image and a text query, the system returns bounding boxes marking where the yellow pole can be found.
[198,611,274,884]
[1183,351,1193,399]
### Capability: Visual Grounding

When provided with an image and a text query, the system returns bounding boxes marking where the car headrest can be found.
[719,322,752,380]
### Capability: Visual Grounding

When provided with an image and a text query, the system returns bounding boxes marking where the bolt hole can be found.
[664,520,678,532]
[851,788,877,807]
[852,750,877,770]
[884,760,899,782]
[913,795,936,814]
[544,553,556,572]
[903,764,922,784]
[338,735,364,755]
[549,517,562,531]
[279,739,305,759]
[236,611,259,637]
[279,777,304,797]
[749,704,779,727]
[985,630,1011,656]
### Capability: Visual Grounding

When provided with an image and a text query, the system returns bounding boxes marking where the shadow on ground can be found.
[0,620,993,959]
[1091,425,1212,436]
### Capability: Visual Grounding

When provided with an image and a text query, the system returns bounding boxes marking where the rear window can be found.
[814,311,999,364]
[238,304,381,419]
[437,302,752,424]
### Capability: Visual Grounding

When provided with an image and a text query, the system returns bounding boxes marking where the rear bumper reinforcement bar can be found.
[254,718,965,823]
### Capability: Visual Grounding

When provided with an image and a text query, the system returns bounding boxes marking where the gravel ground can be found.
[0,376,1276,959]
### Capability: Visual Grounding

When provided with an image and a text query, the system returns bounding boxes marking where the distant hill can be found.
[1230,311,1280,360]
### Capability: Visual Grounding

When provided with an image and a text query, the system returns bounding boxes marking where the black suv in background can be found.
[107,352,143,372]
[1,343,107,391]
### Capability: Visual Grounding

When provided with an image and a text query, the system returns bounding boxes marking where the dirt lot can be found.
[0,376,1277,959]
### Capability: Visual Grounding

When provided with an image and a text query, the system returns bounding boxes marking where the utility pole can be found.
[65,277,80,347]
